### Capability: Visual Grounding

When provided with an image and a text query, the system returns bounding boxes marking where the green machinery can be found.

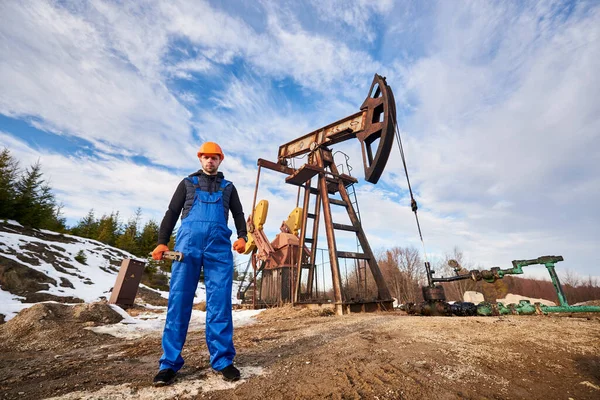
[408,255,600,316]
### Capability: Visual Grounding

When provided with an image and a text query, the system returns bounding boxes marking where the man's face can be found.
[200,154,222,174]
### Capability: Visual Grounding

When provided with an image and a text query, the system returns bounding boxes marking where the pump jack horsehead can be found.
[241,74,398,315]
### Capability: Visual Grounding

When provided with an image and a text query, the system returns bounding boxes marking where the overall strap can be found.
[184,176,201,189]
[185,175,229,193]
[219,178,231,191]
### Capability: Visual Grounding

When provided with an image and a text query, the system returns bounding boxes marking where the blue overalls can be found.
[159,176,235,372]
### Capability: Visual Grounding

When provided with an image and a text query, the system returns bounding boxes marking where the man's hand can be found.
[232,238,246,254]
[152,244,170,260]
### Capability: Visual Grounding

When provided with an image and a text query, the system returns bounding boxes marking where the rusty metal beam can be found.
[332,223,358,232]
[253,228,275,262]
[286,164,323,186]
[278,111,364,160]
[257,158,296,175]
[317,151,344,314]
[306,190,321,297]
[294,177,313,304]
[328,198,348,207]
[337,251,369,259]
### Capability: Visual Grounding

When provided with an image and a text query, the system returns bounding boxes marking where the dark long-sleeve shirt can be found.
[157,170,247,245]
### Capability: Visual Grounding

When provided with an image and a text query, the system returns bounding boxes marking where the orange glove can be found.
[232,238,246,254]
[152,244,170,260]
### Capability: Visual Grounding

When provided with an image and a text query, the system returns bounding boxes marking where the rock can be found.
[497,293,556,307]
[463,291,484,303]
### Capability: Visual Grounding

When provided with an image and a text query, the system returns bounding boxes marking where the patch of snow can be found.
[43,366,265,399]
[5,220,23,227]
[199,366,265,392]
[232,309,264,327]
[88,309,263,339]
[37,228,62,235]
[141,303,168,310]
[0,287,27,321]
[579,381,600,391]
[108,304,138,323]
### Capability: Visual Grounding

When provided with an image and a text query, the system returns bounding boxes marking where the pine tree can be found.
[13,162,42,226]
[71,209,99,238]
[13,161,57,228]
[74,249,87,264]
[46,202,68,233]
[96,212,121,246]
[36,181,59,229]
[0,148,19,220]
[115,208,142,255]
[138,219,159,257]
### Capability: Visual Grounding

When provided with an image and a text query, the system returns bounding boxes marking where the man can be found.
[151,142,247,387]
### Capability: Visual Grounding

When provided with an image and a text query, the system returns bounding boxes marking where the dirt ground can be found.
[1,304,599,400]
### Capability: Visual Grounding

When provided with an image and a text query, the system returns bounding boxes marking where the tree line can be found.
[69,208,172,259]
[0,148,66,231]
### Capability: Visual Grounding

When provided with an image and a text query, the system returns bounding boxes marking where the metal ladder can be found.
[287,147,391,309]
[237,256,266,305]
[334,151,367,298]
[296,178,322,300]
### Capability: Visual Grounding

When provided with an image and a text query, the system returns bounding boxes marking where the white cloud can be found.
[0,0,196,168]
[371,1,600,277]
[161,0,382,93]
[195,74,314,159]
[176,91,199,105]
[167,57,214,79]
[0,0,384,170]
[308,0,394,42]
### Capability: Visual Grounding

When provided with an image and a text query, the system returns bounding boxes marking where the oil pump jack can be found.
[232,75,600,318]
[238,74,399,315]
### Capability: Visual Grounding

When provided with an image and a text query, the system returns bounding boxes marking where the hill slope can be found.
[0,220,240,322]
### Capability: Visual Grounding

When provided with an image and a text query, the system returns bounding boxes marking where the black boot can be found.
[220,364,241,382]
[153,368,176,387]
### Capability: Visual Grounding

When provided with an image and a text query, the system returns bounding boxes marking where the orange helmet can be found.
[197,142,224,160]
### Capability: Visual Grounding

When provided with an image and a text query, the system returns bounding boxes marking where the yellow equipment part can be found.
[244,200,269,254]
[253,200,269,230]
[243,235,256,254]
[285,207,303,236]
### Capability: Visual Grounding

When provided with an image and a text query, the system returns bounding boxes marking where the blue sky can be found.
[1,0,599,282]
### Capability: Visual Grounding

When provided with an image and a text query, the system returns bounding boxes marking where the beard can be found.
[202,163,218,174]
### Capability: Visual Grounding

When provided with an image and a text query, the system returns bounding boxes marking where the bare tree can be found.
[339,246,425,303]
[560,269,581,303]
[342,259,379,301]
[377,246,424,304]
[561,269,581,288]
[438,247,478,302]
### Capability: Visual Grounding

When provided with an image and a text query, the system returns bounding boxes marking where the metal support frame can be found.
[289,147,392,314]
